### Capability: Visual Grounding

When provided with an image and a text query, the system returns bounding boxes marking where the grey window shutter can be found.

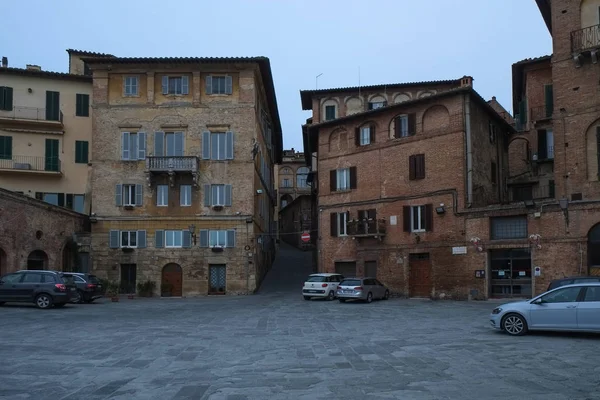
[226,131,234,159]
[137,230,147,248]
[129,132,138,161]
[135,184,143,206]
[225,184,232,206]
[109,230,120,249]
[162,76,168,94]
[182,230,191,248]
[226,230,235,248]
[182,76,189,95]
[115,184,122,206]
[204,184,211,206]
[205,76,213,94]
[199,230,209,247]
[202,131,211,159]
[154,131,165,157]
[138,132,146,159]
[122,132,130,160]
[155,230,164,248]
[174,132,184,156]
[225,75,233,94]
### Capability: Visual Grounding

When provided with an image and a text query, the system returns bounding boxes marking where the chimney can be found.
[26,64,41,71]
[291,147,295,153]
[460,76,473,88]
[1,57,7,68]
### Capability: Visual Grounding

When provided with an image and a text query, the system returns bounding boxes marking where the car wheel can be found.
[383,290,390,300]
[54,303,66,308]
[502,313,528,336]
[74,290,84,304]
[35,294,53,309]
[339,299,346,303]
[303,296,311,301]
[366,292,373,303]
[327,291,335,301]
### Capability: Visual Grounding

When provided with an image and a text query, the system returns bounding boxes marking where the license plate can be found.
[308,290,319,293]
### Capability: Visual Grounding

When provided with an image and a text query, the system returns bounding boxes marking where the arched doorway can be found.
[588,224,600,276]
[161,263,182,297]
[0,248,6,276]
[27,250,48,270]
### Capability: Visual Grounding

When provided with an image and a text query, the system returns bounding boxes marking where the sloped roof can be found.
[66,49,115,57]
[0,66,91,82]
[511,55,552,114]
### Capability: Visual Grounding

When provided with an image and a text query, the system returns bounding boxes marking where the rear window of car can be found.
[340,279,362,286]
[61,274,75,285]
[42,274,57,283]
[87,275,100,284]
[307,276,326,282]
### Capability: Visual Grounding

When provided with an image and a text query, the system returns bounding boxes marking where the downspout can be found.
[464,94,473,207]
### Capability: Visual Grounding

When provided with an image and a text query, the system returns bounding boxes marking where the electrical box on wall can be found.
[535,266,541,277]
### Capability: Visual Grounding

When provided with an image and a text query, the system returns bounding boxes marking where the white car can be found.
[302,273,344,301]
[489,282,600,336]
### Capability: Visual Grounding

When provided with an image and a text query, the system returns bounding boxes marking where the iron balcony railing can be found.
[509,183,555,202]
[145,156,198,172]
[530,105,552,122]
[571,24,600,53]
[347,218,386,237]
[0,107,63,123]
[0,155,61,173]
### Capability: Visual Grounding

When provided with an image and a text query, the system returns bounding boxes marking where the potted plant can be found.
[106,281,120,302]
[161,282,173,297]
[137,280,156,298]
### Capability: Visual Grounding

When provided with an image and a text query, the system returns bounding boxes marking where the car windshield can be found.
[307,276,326,282]
[340,279,361,286]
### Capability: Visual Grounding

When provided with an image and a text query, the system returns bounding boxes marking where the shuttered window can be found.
[75,141,89,163]
[154,131,184,157]
[205,75,233,95]
[161,76,189,95]
[199,229,236,248]
[204,184,232,206]
[544,84,553,118]
[409,154,425,180]
[330,167,357,192]
[0,135,12,159]
[403,205,433,232]
[116,184,143,206]
[356,125,375,146]
[121,132,146,160]
[0,86,13,111]
[325,105,336,121]
[109,230,146,249]
[394,113,416,138]
[45,91,60,121]
[75,93,89,117]
[202,131,234,160]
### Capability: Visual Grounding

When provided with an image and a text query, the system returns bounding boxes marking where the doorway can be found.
[209,264,226,294]
[334,261,356,278]
[489,248,531,298]
[120,264,137,294]
[409,253,431,297]
[27,250,48,270]
[162,263,183,297]
[588,224,600,276]
[364,261,377,278]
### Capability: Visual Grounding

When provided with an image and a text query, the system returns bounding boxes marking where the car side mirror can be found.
[532,298,544,305]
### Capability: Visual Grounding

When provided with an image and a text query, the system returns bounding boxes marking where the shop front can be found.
[489,248,532,298]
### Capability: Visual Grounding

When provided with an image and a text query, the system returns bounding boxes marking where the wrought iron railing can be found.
[0,107,63,123]
[571,24,600,53]
[530,105,552,122]
[509,183,555,202]
[0,155,61,172]
[347,218,386,237]
[146,156,198,172]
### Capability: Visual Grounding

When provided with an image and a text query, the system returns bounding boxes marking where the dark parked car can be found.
[547,276,600,291]
[68,273,104,303]
[0,270,77,309]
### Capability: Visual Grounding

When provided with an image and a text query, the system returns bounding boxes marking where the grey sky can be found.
[2,0,550,151]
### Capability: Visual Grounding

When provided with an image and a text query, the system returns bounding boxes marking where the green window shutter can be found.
[76,94,89,117]
[75,141,89,163]
[0,136,12,160]
[45,139,59,171]
[46,91,59,121]
[0,87,13,111]
[544,85,553,118]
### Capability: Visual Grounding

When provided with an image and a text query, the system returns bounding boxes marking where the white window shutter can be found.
[162,76,169,94]
[121,132,130,160]
[138,132,146,159]
[225,75,233,95]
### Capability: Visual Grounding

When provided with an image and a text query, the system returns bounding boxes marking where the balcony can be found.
[508,183,555,203]
[145,156,199,187]
[347,218,386,239]
[0,155,62,176]
[571,24,600,54]
[0,107,64,130]
[530,105,552,123]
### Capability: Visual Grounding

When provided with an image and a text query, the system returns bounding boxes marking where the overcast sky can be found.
[2,0,551,152]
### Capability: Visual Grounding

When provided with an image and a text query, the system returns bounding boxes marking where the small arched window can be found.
[296,167,310,188]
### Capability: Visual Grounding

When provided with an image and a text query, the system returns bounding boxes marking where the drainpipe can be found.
[464,94,473,207]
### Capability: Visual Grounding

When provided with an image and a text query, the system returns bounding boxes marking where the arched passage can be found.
[27,250,48,270]
[0,248,6,276]
[162,263,182,297]
[588,224,600,276]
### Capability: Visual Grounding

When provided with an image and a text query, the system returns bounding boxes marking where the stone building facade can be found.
[0,188,89,276]
[84,55,282,296]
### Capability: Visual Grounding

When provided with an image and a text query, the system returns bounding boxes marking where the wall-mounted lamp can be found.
[188,224,197,245]
[435,205,445,215]
[524,200,536,208]
[256,189,263,195]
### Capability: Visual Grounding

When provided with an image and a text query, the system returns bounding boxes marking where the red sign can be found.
[301,232,311,243]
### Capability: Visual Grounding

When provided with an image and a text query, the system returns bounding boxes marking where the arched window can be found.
[296,167,310,188]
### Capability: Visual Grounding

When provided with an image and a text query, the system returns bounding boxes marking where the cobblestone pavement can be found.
[1,246,599,400]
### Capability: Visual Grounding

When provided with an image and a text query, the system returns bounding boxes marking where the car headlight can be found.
[492,307,502,315]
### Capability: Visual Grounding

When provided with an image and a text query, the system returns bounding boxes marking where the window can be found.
[296,167,309,188]
[202,131,234,161]
[512,186,533,201]
[489,121,496,144]
[281,199,288,208]
[43,193,59,206]
[157,185,168,206]
[282,167,291,174]
[490,216,527,240]
[409,154,425,180]
[206,75,233,95]
[394,114,416,138]
[43,274,57,283]
[162,76,189,95]
[325,105,336,121]
[204,184,232,207]
[283,178,291,188]
[0,135,12,159]
[180,185,191,206]
[165,230,183,248]
[583,286,600,302]
[45,91,60,121]
[359,126,371,146]
[1,274,22,283]
[330,167,357,192]
[411,206,426,232]
[403,205,433,233]
[121,231,138,248]
[368,101,387,110]
[491,162,497,184]
[544,84,553,118]
[154,131,184,157]
[337,168,349,191]
[22,273,43,283]
[116,184,143,207]
[0,86,13,111]
[200,229,236,248]
[537,129,554,160]
[121,132,146,160]
[75,94,89,117]
[75,141,89,163]
[124,76,139,96]
[540,287,581,303]
[73,194,85,213]
[330,211,349,237]
[211,185,225,206]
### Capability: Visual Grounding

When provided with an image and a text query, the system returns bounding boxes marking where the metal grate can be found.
[490,216,527,240]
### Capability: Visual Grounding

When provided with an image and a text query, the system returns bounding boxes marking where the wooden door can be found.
[409,253,431,297]
[162,264,182,297]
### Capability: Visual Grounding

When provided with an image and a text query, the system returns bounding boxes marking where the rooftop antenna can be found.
[316,73,323,90]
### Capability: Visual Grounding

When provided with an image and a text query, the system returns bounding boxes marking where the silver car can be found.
[336,277,390,303]
[489,283,600,336]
